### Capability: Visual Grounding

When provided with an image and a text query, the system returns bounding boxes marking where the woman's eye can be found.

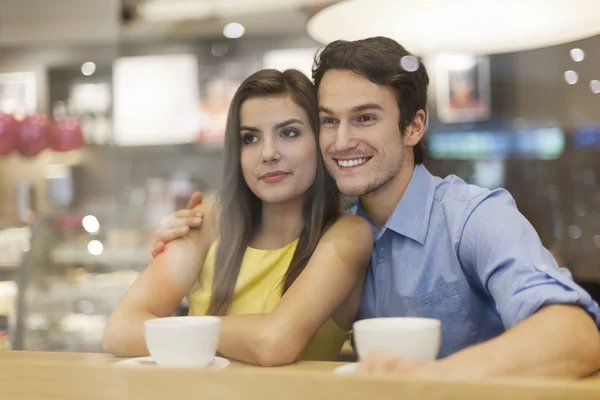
[281,129,299,138]
[242,133,258,144]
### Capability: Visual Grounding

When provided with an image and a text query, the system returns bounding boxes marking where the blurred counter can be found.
[7,211,154,352]
[0,351,599,400]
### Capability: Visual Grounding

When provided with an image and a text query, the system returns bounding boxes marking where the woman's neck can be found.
[250,197,304,250]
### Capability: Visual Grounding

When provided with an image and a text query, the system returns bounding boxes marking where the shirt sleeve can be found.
[457,189,600,329]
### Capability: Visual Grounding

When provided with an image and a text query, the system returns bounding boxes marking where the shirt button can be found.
[539,264,549,272]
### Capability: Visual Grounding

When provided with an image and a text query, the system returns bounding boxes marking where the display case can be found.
[10,210,156,352]
[0,218,30,349]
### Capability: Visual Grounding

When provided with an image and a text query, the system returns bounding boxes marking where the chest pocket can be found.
[399,282,479,358]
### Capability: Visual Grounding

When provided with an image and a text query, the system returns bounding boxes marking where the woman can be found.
[103,69,372,366]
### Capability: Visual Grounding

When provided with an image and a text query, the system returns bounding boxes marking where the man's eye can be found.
[359,115,376,122]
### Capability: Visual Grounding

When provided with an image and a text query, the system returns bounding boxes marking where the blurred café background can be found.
[0,0,599,355]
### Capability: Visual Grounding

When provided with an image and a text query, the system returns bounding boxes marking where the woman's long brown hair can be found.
[206,69,341,316]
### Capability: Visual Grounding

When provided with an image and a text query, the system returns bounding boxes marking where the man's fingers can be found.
[156,226,190,243]
[358,351,396,373]
[188,191,204,209]
[151,241,165,257]
[159,216,203,230]
[357,350,423,374]
[173,209,203,218]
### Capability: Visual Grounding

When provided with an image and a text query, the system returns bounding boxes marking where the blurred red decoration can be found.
[0,112,19,156]
[16,114,51,157]
[51,118,85,152]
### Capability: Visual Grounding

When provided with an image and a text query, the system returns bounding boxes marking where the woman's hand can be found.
[151,192,205,257]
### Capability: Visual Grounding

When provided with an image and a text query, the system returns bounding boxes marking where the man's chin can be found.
[337,182,369,197]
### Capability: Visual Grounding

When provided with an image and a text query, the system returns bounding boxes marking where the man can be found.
[153,37,600,379]
[311,36,600,378]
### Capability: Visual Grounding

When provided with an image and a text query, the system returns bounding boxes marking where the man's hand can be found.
[151,192,205,257]
[357,305,600,380]
[356,350,437,376]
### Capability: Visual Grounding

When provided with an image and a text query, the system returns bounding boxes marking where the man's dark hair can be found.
[313,36,429,164]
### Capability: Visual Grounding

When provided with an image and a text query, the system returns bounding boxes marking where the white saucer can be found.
[333,362,359,375]
[115,356,230,369]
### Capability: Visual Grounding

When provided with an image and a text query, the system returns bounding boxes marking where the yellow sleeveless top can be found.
[188,240,349,361]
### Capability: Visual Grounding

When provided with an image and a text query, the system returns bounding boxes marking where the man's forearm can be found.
[434,305,600,379]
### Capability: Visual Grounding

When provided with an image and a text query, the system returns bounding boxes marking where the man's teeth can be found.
[337,158,368,168]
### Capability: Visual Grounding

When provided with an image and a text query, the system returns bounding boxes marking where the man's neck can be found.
[360,162,416,230]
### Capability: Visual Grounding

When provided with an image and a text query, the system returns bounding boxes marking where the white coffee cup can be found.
[353,317,441,362]
[144,316,221,367]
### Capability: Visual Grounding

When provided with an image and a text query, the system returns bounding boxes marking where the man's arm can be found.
[359,190,600,379]
[432,303,600,378]
[359,304,600,379]
[454,190,600,378]
[151,192,206,257]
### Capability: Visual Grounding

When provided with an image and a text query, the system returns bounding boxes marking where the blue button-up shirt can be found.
[353,164,600,358]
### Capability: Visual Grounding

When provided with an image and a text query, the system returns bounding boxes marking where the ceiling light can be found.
[436,54,477,71]
[565,70,579,85]
[568,225,582,240]
[138,0,333,22]
[307,0,600,54]
[211,43,228,57]
[591,80,600,94]
[81,62,96,76]
[223,23,245,39]
[570,48,585,62]
[400,56,419,72]
[82,215,100,234]
[87,240,104,256]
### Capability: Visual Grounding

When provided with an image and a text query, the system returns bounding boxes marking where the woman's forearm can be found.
[103,308,157,357]
[104,309,300,365]
[217,314,299,367]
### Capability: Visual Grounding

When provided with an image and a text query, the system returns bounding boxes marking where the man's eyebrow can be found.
[350,103,384,113]
[319,103,384,114]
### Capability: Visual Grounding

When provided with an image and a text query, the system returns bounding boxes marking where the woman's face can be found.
[239,95,317,205]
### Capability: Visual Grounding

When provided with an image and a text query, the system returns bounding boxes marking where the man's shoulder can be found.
[431,173,516,227]
[433,173,491,204]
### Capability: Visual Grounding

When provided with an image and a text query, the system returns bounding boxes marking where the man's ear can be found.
[404,109,426,146]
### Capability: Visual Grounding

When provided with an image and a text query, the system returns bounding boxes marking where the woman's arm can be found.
[102,203,216,357]
[217,214,372,366]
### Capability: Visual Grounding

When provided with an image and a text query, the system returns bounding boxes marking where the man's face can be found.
[318,69,415,197]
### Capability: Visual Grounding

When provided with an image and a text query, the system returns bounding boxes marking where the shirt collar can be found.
[356,164,436,245]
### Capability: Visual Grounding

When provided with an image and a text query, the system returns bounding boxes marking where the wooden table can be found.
[1,351,599,399]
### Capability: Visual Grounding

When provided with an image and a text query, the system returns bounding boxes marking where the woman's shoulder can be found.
[327,214,372,238]
[319,214,373,259]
